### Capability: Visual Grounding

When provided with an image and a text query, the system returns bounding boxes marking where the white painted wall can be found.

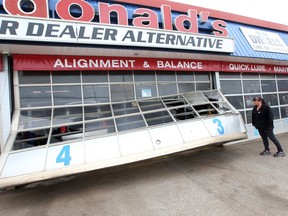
[0,55,11,153]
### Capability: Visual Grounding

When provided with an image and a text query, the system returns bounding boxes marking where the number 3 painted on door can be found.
[56,145,72,166]
[213,118,225,135]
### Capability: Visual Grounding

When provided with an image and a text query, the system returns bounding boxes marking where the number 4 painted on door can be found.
[56,145,72,166]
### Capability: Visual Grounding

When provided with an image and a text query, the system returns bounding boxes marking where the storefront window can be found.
[52,71,81,83]
[279,93,288,105]
[50,124,83,143]
[139,100,165,112]
[157,71,176,82]
[280,107,288,118]
[260,75,275,79]
[162,95,188,107]
[244,95,259,108]
[278,80,288,92]
[84,105,112,121]
[242,74,259,79]
[219,73,241,79]
[193,103,218,116]
[246,110,252,124]
[134,71,156,82]
[212,102,233,114]
[262,94,278,106]
[243,80,260,93]
[53,86,82,106]
[184,92,209,105]
[85,120,116,137]
[272,108,280,120]
[83,85,110,104]
[220,73,288,124]
[195,73,210,81]
[53,107,83,125]
[14,70,214,150]
[226,96,244,110]
[144,111,174,126]
[220,80,242,94]
[14,129,50,150]
[82,71,108,83]
[171,106,198,121]
[261,80,276,92]
[19,71,50,84]
[116,115,146,132]
[239,111,246,123]
[135,84,157,99]
[20,86,52,108]
[204,90,225,102]
[177,72,194,81]
[196,83,211,91]
[178,83,195,93]
[19,109,52,129]
[110,84,134,102]
[113,102,140,116]
[158,83,177,96]
[110,71,133,82]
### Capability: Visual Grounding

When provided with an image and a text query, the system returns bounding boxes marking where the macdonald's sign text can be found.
[0,0,234,53]
[2,0,229,36]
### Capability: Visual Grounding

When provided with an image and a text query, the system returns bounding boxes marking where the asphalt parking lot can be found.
[0,134,288,216]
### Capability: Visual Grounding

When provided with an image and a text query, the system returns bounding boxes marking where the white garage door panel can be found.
[85,136,120,163]
[1,148,46,178]
[178,121,211,143]
[46,141,84,170]
[227,115,246,134]
[203,116,229,137]
[118,130,153,156]
[149,125,183,149]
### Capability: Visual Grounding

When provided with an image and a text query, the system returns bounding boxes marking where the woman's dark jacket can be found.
[252,104,274,130]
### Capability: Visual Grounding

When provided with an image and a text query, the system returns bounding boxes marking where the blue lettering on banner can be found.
[56,145,72,166]
[213,118,225,135]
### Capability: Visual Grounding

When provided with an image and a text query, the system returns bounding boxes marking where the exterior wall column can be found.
[0,55,11,153]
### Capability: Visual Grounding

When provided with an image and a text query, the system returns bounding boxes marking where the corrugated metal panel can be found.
[226,22,288,61]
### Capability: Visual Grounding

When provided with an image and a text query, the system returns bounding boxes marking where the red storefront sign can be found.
[14,55,288,74]
[222,62,288,74]
[13,55,221,71]
[2,0,228,36]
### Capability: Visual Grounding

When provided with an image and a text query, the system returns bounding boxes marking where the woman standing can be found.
[252,96,285,157]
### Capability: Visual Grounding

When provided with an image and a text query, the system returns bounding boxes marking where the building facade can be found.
[0,0,287,187]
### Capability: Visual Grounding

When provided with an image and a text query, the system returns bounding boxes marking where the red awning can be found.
[13,54,221,72]
[13,54,288,74]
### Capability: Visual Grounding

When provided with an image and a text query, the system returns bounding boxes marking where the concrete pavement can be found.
[0,134,288,216]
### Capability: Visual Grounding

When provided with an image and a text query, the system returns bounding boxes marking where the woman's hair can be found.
[253,96,266,104]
